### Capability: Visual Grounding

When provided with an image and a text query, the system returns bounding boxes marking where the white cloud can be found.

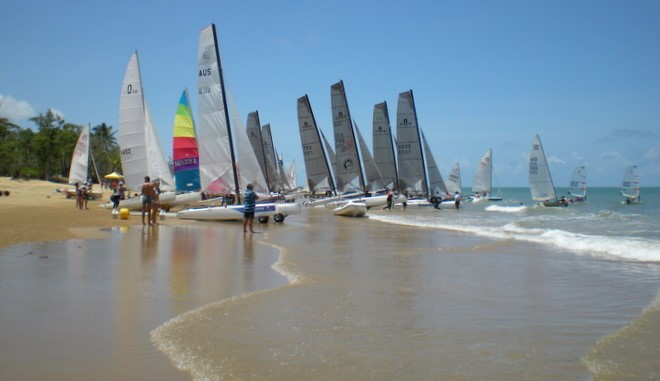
[49,108,65,120]
[570,152,585,162]
[644,147,660,160]
[599,151,626,161]
[0,95,36,120]
[547,155,565,165]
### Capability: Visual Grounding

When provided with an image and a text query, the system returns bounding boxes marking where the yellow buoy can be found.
[119,208,130,220]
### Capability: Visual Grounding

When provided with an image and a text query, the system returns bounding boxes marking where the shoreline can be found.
[0,177,183,249]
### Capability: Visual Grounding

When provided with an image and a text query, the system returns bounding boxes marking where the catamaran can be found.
[528,134,567,207]
[567,166,587,203]
[372,101,399,192]
[101,51,176,211]
[620,165,641,204]
[176,24,300,222]
[472,148,503,202]
[58,124,104,200]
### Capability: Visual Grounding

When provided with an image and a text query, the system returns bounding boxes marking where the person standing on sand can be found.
[243,183,259,233]
[383,188,394,210]
[150,178,161,225]
[141,176,156,225]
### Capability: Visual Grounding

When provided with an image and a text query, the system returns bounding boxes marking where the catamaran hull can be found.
[100,191,177,210]
[332,202,368,217]
[58,188,103,200]
[177,202,301,221]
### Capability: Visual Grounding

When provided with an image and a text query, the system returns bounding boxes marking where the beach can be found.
[1,178,659,380]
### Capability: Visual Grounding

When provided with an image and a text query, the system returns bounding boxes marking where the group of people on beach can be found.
[74,181,93,210]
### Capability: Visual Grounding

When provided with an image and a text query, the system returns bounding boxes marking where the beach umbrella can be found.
[104,172,124,180]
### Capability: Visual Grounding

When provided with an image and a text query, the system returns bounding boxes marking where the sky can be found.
[1,0,659,187]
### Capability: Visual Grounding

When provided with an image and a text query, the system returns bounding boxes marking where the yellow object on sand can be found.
[119,208,130,220]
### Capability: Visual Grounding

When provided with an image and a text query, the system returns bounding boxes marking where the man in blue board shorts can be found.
[243,183,259,233]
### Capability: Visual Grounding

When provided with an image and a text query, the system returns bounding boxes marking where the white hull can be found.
[332,201,368,217]
[100,191,177,210]
[58,188,103,200]
[177,202,301,221]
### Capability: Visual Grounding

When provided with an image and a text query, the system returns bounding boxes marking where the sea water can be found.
[150,188,660,380]
[370,187,660,262]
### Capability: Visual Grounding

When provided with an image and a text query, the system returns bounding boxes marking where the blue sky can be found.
[1,0,659,187]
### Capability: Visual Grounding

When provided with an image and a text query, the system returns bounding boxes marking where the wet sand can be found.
[1,178,659,380]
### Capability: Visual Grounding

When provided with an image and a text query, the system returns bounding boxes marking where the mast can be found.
[211,24,241,203]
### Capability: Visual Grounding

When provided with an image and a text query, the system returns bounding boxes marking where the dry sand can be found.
[0,177,176,249]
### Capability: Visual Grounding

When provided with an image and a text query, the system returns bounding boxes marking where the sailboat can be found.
[331,80,366,195]
[620,165,641,204]
[297,94,336,197]
[101,50,176,211]
[372,101,399,192]
[58,124,103,200]
[567,166,587,203]
[396,90,428,197]
[176,24,300,222]
[528,134,567,207]
[472,149,503,202]
[172,88,201,192]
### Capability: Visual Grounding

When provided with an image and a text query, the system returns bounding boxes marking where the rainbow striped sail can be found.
[172,88,200,191]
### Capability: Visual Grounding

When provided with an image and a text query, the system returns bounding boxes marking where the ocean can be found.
[1,187,658,380]
[150,187,660,380]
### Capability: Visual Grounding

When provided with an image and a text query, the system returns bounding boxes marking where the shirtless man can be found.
[141,176,156,225]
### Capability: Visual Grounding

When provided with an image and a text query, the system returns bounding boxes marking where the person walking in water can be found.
[243,183,259,233]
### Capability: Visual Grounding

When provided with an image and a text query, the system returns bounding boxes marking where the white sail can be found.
[296,95,335,193]
[472,148,493,195]
[245,111,268,187]
[568,166,587,199]
[287,160,297,189]
[422,130,447,195]
[228,92,268,194]
[355,121,385,192]
[331,80,364,193]
[396,90,427,195]
[144,100,174,191]
[372,101,398,191]
[118,51,148,190]
[528,134,557,202]
[197,25,237,195]
[621,165,640,199]
[68,124,90,185]
[445,162,463,195]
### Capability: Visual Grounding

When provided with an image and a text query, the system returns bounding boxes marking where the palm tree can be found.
[91,123,120,179]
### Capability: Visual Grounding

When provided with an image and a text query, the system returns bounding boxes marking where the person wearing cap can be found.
[110,180,126,211]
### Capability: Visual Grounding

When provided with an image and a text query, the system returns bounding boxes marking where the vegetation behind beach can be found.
[0,111,119,182]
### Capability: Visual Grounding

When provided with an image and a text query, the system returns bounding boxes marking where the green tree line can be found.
[0,110,120,182]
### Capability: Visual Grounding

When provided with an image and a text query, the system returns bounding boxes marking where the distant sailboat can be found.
[529,134,566,207]
[297,94,336,195]
[59,124,103,200]
[472,149,503,201]
[354,120,385,193]
[396,90,427,196]
[621,165,641,204]
[331,80,365,194]
[245,111,269,190]
[567,166,587,203]
[446,162,463,196]
[421,130,447,197]
[372,101,399,192]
